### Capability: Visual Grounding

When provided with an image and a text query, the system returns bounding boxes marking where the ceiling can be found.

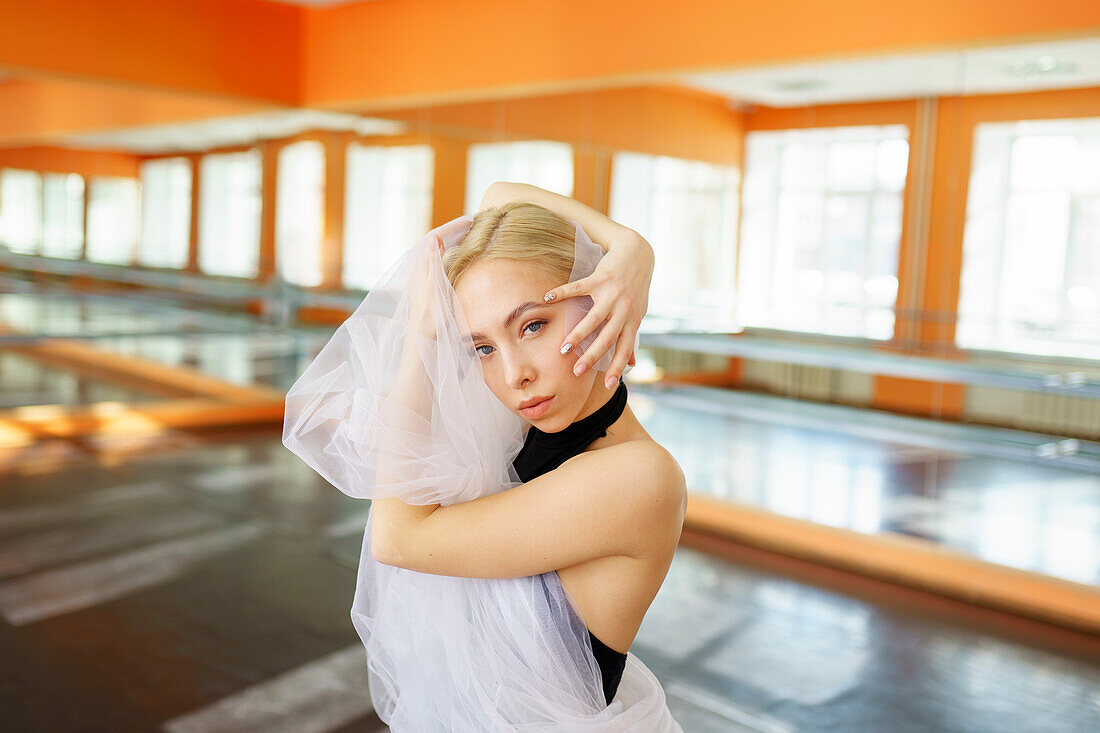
[54,110,407,154]
[683,36,1100,108]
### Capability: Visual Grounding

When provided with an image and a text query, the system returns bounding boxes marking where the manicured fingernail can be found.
[560,343,573,355]
[544,292,556,302]
[605,375,615,388]
[574,361,587,376]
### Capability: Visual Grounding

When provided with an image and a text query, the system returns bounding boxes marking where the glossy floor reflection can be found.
[631,386,1100,586]
[1,432,1098,732]
[0,290,325,394]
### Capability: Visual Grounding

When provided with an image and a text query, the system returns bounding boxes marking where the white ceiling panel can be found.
[681,37,1100,108]
[53,109,408,154]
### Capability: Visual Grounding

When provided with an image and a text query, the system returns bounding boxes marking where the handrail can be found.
[4,250,1097,399]
[639,332,1100,398]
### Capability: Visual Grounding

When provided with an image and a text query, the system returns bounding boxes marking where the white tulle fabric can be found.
[282,213,680,731]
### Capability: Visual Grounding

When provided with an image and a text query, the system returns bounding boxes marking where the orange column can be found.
[428,135,469,227]
[257,140,280,283]
[318,131,350,290]
[572,149,612,214]
[873,96,968,420]
[185,154,201,274]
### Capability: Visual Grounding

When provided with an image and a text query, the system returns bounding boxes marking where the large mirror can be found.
[1,6,1097,730]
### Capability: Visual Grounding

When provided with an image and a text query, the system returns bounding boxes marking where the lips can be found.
[519,395,554,418]
[518,395,551,410]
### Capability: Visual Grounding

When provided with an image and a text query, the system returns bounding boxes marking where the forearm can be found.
[480,181,650,257]
[371,336,440,557]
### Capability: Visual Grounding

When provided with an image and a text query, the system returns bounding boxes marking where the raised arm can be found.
[480,182,643,257]
[479,182,654,388]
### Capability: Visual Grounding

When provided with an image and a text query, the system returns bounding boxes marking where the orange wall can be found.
[376,85,742,166]
[0,146,140,178]
[0,0,302,105]
[302,0,1100,111]
[0,77,273,147]
[3,0,1096,112]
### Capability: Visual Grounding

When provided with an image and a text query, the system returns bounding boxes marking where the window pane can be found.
[42,173,84,259]
[343,144,434,291]
[609,152,740,327]
[958,117,1100,358]
[199,150,262,278]
[0,169,43,255]
[1066,198,1100,341]
[276,140,325,287]
[827,141,876,192]
[86,177,141,265]
[465,140,573,215]
[876,138,910,191]
[737,125,908,339]
[1009,135,1074,191]
[140,157,192,269]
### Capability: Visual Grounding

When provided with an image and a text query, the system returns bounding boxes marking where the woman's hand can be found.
[543,232,653,389]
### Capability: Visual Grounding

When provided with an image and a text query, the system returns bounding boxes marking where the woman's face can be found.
[455,258,597,429]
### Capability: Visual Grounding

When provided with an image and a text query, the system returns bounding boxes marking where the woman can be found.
[284,183,685,731]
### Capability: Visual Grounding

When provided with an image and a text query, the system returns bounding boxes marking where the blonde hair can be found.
[442,201,575,290]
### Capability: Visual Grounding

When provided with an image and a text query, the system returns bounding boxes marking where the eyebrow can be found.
[468,301,546,342]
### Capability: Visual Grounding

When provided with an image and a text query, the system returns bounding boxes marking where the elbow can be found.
[628,230,655,263]
[369,520,401,567]
[370,531,392,566]
[480,181,506,211]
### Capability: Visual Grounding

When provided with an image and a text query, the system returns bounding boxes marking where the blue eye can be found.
[474,320,546,358]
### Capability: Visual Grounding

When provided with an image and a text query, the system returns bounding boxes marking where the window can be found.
[0,169,43,255]
[276,140,325,287]
[343,143,434,291]
[464,140,573,216]
[199,150,262,278]
[139,158,192,269]
[737,125,909,339]
[957,118,1100,360]
[42,173,85,259]
[609,153,740,326]
[86,176,141,265]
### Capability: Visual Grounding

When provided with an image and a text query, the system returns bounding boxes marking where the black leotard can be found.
[512,377,629,707]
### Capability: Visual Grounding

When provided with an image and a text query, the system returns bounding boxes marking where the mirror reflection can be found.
[1,6,1098,731]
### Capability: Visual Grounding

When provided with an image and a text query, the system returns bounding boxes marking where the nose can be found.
[501,346,536,390]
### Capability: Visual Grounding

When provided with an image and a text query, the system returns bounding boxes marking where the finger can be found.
[543,275,590,304]
[628,352,636,367]
[603,321,640,387]
[572,310,627,378]
[560,302,612,356]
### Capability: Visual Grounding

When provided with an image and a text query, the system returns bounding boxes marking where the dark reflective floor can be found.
[1,431,1098,732]
[636,387,1100,586]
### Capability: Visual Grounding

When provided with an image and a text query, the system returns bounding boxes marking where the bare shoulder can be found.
[563,439,687,554]
[566,438,683,486]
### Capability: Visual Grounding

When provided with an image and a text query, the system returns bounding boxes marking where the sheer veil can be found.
[282,212,682,731]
